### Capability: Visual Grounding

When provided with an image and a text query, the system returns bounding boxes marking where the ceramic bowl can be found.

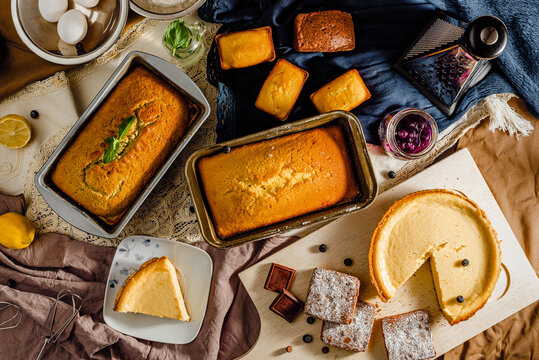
[11,0,129,65]
[129,0,206,20]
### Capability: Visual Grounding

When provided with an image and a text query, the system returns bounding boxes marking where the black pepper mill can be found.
[394,11,508,115]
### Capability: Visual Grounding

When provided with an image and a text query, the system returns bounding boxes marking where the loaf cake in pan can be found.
[197,124,360,238]
[52,66,196,224]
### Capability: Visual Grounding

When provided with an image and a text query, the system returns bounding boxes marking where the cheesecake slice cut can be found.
[113,256,190,321]
[369,189,501,325]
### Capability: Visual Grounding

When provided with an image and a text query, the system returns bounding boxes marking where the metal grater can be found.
[394,10,507,115]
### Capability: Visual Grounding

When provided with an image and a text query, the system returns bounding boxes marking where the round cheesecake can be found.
[369,189,501,325]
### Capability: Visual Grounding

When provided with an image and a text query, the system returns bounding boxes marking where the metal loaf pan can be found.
[185,111,378,249]
[35,51,211,238]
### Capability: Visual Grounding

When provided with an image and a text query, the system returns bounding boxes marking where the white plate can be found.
[103,236,213,344]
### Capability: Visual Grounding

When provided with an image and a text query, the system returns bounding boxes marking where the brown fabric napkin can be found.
[442,97,538,359]
[0,193,296,359]
[0,4,142,100]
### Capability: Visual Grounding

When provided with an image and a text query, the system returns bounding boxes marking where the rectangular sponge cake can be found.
[52,66,195,224]
[255,59,309,121]
[216,26,276,70]
[198,125,360,238]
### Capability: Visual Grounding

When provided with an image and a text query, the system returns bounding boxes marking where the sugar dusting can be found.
[381,310,436,360]
[321,300,376,351]
[304,268,360,324]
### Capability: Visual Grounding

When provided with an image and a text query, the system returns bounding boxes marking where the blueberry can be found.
[456,295,465,303]
[322,346,329,354]
[306,316,315,324]
[30,110,39,119]
[388,171,396,179]
[398,129,408,138]
[223,146,231,154]
[344,258,353,266]
[303,334,313,343]
[461,259,470,267]
[6,279,15,288]
[318,244,327,253]
[189,205,195,213]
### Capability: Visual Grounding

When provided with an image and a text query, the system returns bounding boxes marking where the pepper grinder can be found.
[394,11,508,115]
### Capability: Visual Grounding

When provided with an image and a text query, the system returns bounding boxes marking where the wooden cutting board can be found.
[238,149,539,359]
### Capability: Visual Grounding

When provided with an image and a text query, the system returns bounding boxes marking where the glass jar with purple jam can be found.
[378,108,438,160]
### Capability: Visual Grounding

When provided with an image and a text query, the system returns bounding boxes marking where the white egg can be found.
[74,0,100,7]
[38,0,68,23]
[57,10,88,45]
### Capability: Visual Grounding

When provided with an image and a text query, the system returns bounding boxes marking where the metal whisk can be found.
[0,301,23,330]
[36,289,83,360]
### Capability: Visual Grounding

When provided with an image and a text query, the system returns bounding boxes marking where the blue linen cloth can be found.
[199,0,534,144]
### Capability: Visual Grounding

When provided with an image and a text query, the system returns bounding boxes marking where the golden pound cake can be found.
[310,69,371,113]
[216,26,276,70]
[114,256,190,321]
[52,66,195,224]
[255,59,309,121]
[198,125,360,238]
[294,10,355,52]
[369,190,501,325]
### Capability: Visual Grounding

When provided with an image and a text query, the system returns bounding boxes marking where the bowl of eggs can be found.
[11,0,129,65]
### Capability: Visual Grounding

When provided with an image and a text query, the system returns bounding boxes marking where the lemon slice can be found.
[0,114,32,149]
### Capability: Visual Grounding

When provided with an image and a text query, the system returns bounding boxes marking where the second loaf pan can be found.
[185,110,378,249]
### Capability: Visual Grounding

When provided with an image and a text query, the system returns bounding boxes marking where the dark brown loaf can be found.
[294,10,355,52]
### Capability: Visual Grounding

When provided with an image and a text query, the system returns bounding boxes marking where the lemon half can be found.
[0,114,32,149]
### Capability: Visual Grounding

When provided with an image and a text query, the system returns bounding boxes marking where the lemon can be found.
[0,212,36,249]
[0,114,32,149]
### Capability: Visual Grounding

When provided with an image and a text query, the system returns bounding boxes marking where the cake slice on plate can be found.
[113,256,190,321]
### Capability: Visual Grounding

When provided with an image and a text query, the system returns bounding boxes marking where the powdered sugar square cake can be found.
[381,310,436,360]
[304,268,360,324]
[321,300,375,351]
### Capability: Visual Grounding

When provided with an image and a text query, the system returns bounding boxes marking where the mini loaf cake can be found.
[311,69,371,113]
[369,189,501,325]
[321,300,375,352]
[215,26,276,70]
[304,268,360,324]
[52,66,196,224]
[255,59,309,121]
[198,125,360,238]
[294,10,355,52]
[380,310,435,360]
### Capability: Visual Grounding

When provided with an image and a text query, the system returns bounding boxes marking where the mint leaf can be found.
[103,137,120,164]
[104,136,115,145]
[117,116,135,140]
